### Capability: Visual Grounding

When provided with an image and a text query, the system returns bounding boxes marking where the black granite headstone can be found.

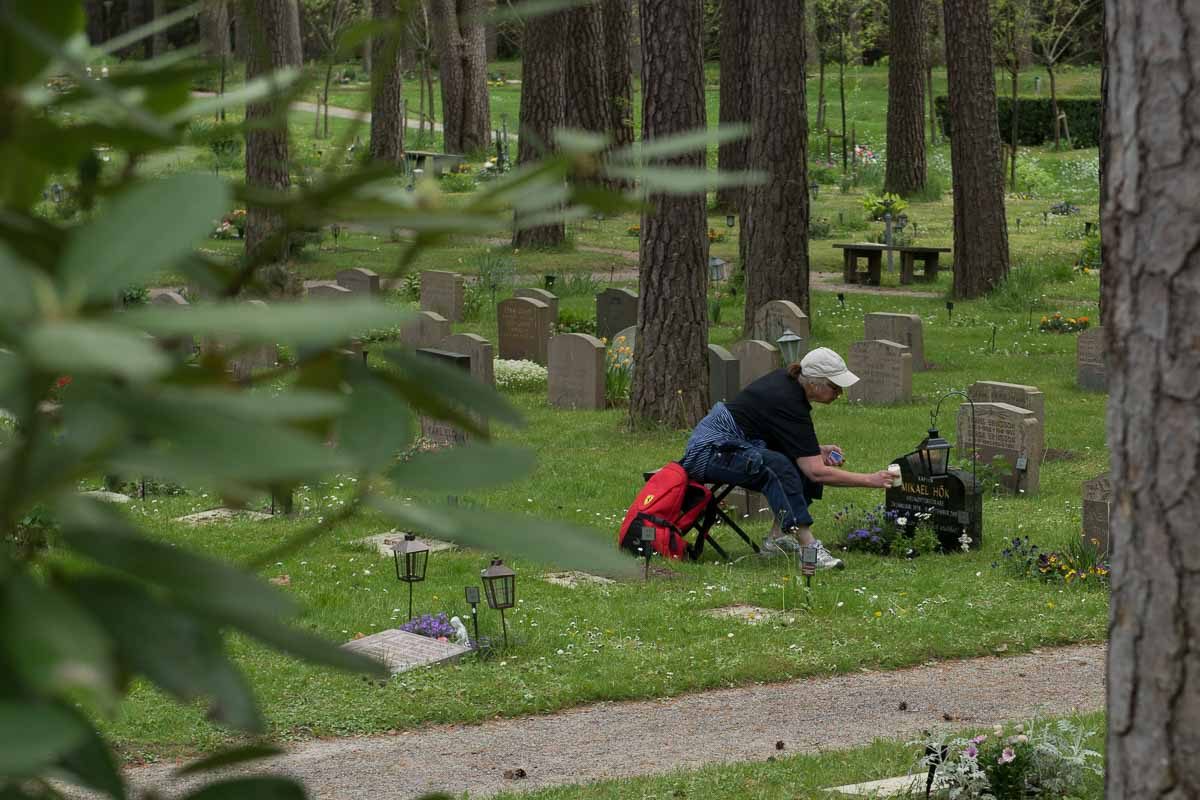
[884,452,983,552]
[415,348,471,446]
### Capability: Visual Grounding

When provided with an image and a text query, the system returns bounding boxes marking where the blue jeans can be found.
[700,441,815,530]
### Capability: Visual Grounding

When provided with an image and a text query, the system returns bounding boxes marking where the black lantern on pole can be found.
[917,390,977,487]
[800,545,818,589]
[464,585,481,646]
[809,180,820,200]
[392,533,430,621]
[543,274,557,291]
[725,213,736,229]
[481,558,516,648]
[776,328,804,366]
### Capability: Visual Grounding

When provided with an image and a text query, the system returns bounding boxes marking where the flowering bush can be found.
[992,536,1110,589]
[833,504,941,557]
[918,719,1102,799]
[706,228,726,243]
[626,224,641,238]
[1039,312,1089,333]
[860,191,907,220]
[853,144,878,164]
[494,359,548,391]
[605,334,633,406]
[400,612,455,640]
[211,220,239,240]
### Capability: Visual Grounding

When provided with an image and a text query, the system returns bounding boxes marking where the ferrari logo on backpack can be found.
[643,494,655,506]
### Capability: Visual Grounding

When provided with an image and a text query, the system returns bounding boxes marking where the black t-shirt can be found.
[726,368,822,463]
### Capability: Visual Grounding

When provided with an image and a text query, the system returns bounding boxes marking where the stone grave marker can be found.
[846,339,912,405]
[1076,327,1107,392]
[175,507,273,525]
[358,531,459,558]
[336,267,380,296]
[341,628,470,674]
[724,486,774,521]
[229,299,279,382]
[704,605,783,625]
[885,454,983,551]
[306,282,353,300]
[498,296,551,365]
[151,290,188,306]
[420,270,465,322]
[548,333,606,410]
[149,290,193,358]
[968,380,1045,426]
[441,333,495,387]
[731,340,779,388]
[752,300,811,347]
[596,288,637,343]
[956,401,1043,494]
[827,774,925,796]
[81,490,130,504]
[515,287,559,325]
[707,344,740,404]
[401,311,451,350]
[864,312,926,371]
[1082,474,1112,555]
[542,571,616,589]
[416,348,471,446]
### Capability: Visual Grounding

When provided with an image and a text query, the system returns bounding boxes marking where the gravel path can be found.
[125,643,1104,799]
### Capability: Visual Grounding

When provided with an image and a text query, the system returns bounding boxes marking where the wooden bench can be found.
[832,243,952,286]
[897,245,951,285]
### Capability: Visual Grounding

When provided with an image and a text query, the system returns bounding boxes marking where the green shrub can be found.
[906,172,947,202]
[439,171,477,193]
[557,272,603,297]
[935,95,1101,148]
[555,309,596,335]
[861,191,908,220]
[809,163,840,185]
[809,217,834,240]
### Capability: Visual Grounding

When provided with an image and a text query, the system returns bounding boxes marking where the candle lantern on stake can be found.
[837,292,846,310]
[800,545,818,589]
[708,256,727,283]
[776,328,805,366]
[481,558,517,649]
[543,274,557,291]
[391,533,430,621]
[639,525,656,581]
[464,585,481,647]
[809,180,820,200]
[725,213,736,229]
[945,301,954,322]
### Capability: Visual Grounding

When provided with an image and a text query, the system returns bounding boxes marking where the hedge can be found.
[934,95,1101,148]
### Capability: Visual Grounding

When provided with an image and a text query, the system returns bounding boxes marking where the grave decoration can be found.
[776,329,805,366]
[481,558,516,649]
[392,533,430,621]
[464,585,482,646]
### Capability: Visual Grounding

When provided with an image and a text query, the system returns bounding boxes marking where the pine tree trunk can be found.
[458,0,491,153]
[742,0,810,332]
[927,62,936,143]
[200,1,232,57]
[1104,2,1200,795]
[513,9,567,248]
[602,0,635,188]
[630,0,708,429]
[363,0,372,74]
[1047,63,1061,150]
[817,58,826,131]
[370,0,406,166]
[284,0,304,66]
[1097,0,1107,321]
[565,2,609,135]
[430,0,466,152]
[942,0,1009,298]
[431,0,490,154]
[244,0,300,263]
[883,0,926,196]
[715,0,750,212]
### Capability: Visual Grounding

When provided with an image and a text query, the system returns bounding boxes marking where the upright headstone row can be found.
[548,333,606,410]
[597,288,637,343]
[956,401,1043,494]
[846,339,912,404]
[864,312,926,371]
[421,270,465,322]
[498,297,552,365]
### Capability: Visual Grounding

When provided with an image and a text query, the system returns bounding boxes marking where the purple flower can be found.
[965,744,978,758]
[401,612,455,640]
[970,735,987,745]
[998,747,1016,765]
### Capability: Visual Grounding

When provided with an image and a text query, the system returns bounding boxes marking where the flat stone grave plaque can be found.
[498,296,551,365]
[885,456,982,551]
[846,339,912,405]
[548,333,606,410]
[956,401,1043,494]
[1076,327,1107,392]
[515,287,559,325]
[441,333,495,387]
[542,571,616,589]
[704,605,786,625]
[1082,474,1112,555]
[175,507,273,525]
[864,312,926,370]
[707,344,740,404]
[358,531,459,557]
[336,267,380,296]
[229,299,279,382]
[731,340,779,388]
[968,380,1045,426]
[596,288,637,344]
[416,348,471,446]
[401,311,451,350]
[306,282,353,300]
[827,774,925,796]
[151,290,188,305]
[420,270,465,322]
[752,300,811,347]
[341,628,470,674]
[81,490,130,504]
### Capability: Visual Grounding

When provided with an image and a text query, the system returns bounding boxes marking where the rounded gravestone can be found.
[548,333,606,410]
[752,300,811,349]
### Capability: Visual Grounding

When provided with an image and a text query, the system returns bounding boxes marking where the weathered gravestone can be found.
[708,344,741,405]
[420,270,465,322]
[731,340,779,389]
[724,486,774,521]
[498,296,551,365]
[1082,474,1112,555]
[441,333,495,387]
[341,628,470,674]
[956,402,1043,494]
[149,290,193,358]
[596,288,638,343]
[752,300,811,348]
[846,339,912,404]
[306,282,353,300]
[548,333,606,410]
[229,300,279,381]
[336,267,380,296]
[864,312,926,371]
[515,287,559,326]
[416,348,471,446]
[401,311,451,350]
[885,454,983,551]
[1076,327,1107,392]
[968,381,1045,426]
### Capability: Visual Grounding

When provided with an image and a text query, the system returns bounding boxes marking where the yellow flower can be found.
[873,611,882,618]
[1047,601,1056,609]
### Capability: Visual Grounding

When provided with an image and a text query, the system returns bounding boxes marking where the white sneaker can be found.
[761,534,803,555]
[813,540,845,570]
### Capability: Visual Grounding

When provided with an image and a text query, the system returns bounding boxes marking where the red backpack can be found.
[617,463,712,559]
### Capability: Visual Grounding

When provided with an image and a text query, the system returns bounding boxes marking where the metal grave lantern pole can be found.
[481,558,517,649]
[464,585,481,646]
[392,533,430,621]
[801,545,818,592]
[776,329,805,366]
[639,525,656,581]
[918,390,977,489]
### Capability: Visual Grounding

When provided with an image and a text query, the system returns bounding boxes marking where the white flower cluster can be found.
[493,359,548,391]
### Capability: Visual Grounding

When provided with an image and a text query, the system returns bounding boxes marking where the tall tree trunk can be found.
[1104,1,1200,795]
[362,0,372,74]
[513,9,567,248]
[927,62,937,142]
[430,0,490,154]
[883,0,926,196]
[370,0,406,166]
[244,0,301,263]
[602,0,635,190]
[85,0,106,44]
[152,0,168,56]
[284,0,304,66]
[1009,68,1018,188]
[1047,63,1061,149]
[715,0,750,212]
[817,58,826,131]
[942,0,1009,298]
[742,0,810,331]
[201,1,232,57]
[1097,0,1107,321]
[630,0,708,428]
[564,2,609,134]
[838,24,848,172]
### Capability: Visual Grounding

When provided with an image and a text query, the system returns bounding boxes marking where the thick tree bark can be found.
[630,0,708,429]
[370,0,405,166]
[741,0,810,331]
[200,0,232,57]
[1097,0,1107,321]
[362,0,372,74]
[602,0,635,150]
[942,0,1009,298]
[564,2,609,135]
[430,0,491,154]
[883,0,926,196]
[512,10,567,248]
[1104,2,1200,791]
[1047,64,1061,149]
[284,0,304,66]
[152,0,168,56]
[244,0,301,263]
[715,0,750,212]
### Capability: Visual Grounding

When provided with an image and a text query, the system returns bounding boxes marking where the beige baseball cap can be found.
[800,347,859,388]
